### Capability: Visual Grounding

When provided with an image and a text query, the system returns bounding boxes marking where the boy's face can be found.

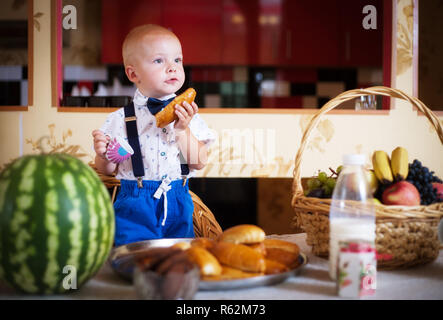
[128,34,185,98]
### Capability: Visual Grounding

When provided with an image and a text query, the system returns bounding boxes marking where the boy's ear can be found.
[125,65,139,84]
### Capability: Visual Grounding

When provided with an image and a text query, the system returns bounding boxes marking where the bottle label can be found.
[337,240,376,298]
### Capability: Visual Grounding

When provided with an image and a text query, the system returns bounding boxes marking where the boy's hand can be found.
[92,130,110,159]
[174,101,198,132]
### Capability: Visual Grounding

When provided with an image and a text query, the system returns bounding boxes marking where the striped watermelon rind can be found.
[0,154,115,294]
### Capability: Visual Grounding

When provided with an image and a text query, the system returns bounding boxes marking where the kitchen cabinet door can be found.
[338,0,383,67]
[221,0,283,66]
[281,0,340,66]
[101,0,163,64]
[256,0,283,66]
[221,0,250,65]
[163,0,223,65]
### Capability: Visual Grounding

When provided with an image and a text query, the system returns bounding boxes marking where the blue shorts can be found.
[113,179,195,246]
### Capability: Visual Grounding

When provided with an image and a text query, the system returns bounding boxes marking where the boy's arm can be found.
[92,129,118,175]
[175,127,208,170]
[95,154,118,176]
[174,101,209,171]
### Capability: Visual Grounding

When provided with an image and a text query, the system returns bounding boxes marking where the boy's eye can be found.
[175,58,183,63]
[153,58,163,64]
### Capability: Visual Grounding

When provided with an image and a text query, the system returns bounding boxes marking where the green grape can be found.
[307,178,322,190]
[307,178,316,190]
[318,172,328,183]
[322,185,332,197]
[326,177,336,189]
[336,165,343,175]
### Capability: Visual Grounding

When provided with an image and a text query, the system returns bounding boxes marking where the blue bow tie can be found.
[146,97,175,115]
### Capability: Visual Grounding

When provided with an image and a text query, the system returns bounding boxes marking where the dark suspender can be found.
[124,103,144,187]
[123,102,189,188]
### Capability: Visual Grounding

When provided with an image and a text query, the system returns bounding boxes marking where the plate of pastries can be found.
[110,224,307,290]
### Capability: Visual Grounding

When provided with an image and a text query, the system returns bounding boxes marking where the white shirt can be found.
[99,89,216,181]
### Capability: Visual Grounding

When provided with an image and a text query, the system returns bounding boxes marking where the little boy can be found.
[92,24,215,246]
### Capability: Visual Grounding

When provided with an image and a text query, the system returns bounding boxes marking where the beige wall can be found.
[0,0,442,182]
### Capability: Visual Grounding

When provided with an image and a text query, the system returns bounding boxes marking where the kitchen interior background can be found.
[0,0,28,106]
[60,0,386,109]
[59,0,384,231]
[1,0,443,110]
[0,0,442,232]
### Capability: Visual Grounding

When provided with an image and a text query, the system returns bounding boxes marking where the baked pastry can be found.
[191,237,216,251]
[186,247,222,276]
[265,248,299,268]
[218,224,266,244]
[171,242,191,250]
[202,266,262,281]
[155,88,196,128]
[246,242,267,256]
[263,238,300,256]
[264,259,289,275]
[211,241,266,273]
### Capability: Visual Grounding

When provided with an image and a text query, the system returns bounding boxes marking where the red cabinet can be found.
[101,0,163,64]
[101,0,222,65]
[221,0,251,65]
[162,0,223,65]
[256,0,283,66]
[338,0,383,67]
[280,0,340,66]
[221,0,284,66]
[101,0,382,67]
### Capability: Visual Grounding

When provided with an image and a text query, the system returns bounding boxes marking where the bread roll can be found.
[191,237,216,251]
[171,242,191,250]
[263,239,300,256]
[246,242,266,256]
[265,248,299,268]
[186,247,222,276]
[264,259,289,275]
[211,241,265,273]
[202,266,262,281]
[155,88,196,128]
[219,224,265,244]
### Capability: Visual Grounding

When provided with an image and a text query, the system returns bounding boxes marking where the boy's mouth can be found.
[165,78,178,84]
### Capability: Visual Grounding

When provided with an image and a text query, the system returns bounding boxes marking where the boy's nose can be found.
[167,64,176,73]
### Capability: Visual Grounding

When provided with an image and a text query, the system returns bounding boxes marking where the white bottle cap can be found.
[343,154,366,165]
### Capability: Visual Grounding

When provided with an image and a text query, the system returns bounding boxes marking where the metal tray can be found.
[109,238,308,291]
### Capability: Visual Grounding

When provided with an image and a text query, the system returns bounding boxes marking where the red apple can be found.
[432,182,443,202]
[382,181,421,206]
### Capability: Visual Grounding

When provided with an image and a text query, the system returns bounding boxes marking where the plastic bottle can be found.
[329,154,376,280]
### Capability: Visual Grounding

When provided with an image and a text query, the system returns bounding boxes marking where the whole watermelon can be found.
[0,153,115,294]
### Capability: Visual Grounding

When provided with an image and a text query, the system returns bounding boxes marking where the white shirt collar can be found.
[133,89,176,106]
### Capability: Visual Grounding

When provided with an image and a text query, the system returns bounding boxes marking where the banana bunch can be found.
[372,147,409,184]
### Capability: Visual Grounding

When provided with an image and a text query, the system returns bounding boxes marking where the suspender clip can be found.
[125,116,137,122]
[137,177,143,188]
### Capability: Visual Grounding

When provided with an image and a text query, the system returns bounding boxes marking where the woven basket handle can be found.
[292,86,443,198]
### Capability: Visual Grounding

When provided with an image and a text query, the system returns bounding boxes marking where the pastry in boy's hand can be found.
[155,88,196,128]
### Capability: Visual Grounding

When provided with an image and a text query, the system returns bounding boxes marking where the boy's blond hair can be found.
[122,24,179,67]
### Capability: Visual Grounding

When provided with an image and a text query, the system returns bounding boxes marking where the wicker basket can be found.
[89,163,223,240]
[291,86,443,269]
